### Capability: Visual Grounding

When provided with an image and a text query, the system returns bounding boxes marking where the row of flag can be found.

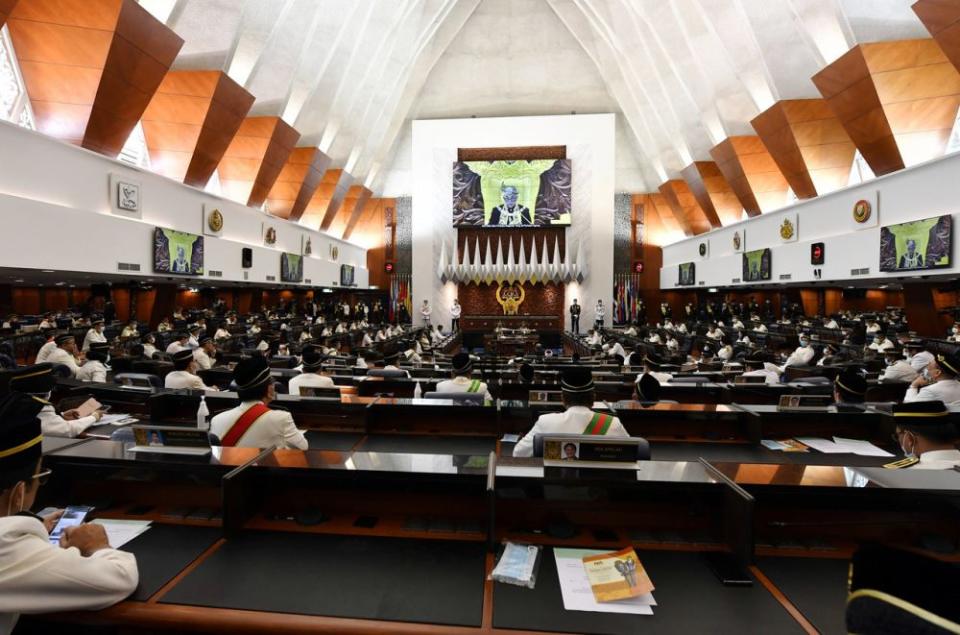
[613,273,644,325]
[389,274,412,323]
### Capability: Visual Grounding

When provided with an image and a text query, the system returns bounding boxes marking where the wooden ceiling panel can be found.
[914,0,960,75]
[341,186,374,240]
[658,179,712,235]
[8,0,182,157]
[186,74,254,187]
[710,136,789,216]
[316,169,354,231]
[247,119,299,208]
[0,0,20,29]
[270,147,331,222]
[752,99,856,198]
[814,38,960,175]
[680,161,739,226]
[217,116,300,208]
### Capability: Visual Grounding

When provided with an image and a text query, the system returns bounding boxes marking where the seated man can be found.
[120,321,138,338]
[34,334,57,364]
[869,333,894,352]
[905,339,934,374]
[192,335,217,371]
[905,351,960,407]
[834,368,868,405]
[641,353,674,384]
[76,342,109,383]
[0,392,138,632]
[141,333,158,359]
[879,348,917,384]
[435,352,492,400]
[740,356,780,385]
[288,350,336,395]
[165,332,190,355]
[783,334,815,368]
[210,355,307,449]
[9,364,103,437]
[164,349,217,391]
[45,334,82,378]
[513,367,628,457]
[888,400,960,469]
[633,372,661,404]
[81,319,107,353]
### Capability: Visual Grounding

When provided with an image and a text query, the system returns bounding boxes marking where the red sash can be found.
[220,403,270,447]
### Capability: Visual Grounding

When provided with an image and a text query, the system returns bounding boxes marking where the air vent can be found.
[266,275,276,282]
[849,267,871,277]
[208,270,223,278]
[779,274,792,281]
[698,281,705,286]
[117,262,141,272]
[732,278,741,284]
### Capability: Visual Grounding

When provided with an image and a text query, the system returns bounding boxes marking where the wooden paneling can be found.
[457,146,566,161]
[217,116,300,208]
[362,199,393,290]
[275,147,332,222]
[457,282,564,320]
[658,179,713,235]
[904,282,950,335]
[8,0,183,156]
[339,186,374,240]
[913,0,960,76]
[812,39,960,175]
[141,70,254,185]
[680,161,742,226]
[752,99,857,198]
[710,136,790,216]
[311,169,353,231]
[633,192,685,244]
[0,0,19,29]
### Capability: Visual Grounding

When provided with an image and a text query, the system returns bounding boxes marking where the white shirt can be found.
[706,330,722,341]
[866,324,881,334]
[588,332,602,346]
[784,345,815,367]
[193,348,215,371]
[513,406,629,458]
[0,515,138,635]
[35,341,57,364]
[824,319,839,329]
[647,333,660,344]
[81,329,106,353]
[214,328,231,341]
[450,304,462,318]
[362,333,373,346]
[288,372,336,395]
[166,341,187,354]
[607,343,626,358]
[164,371,214,391]
[142,343,157,358]
[914,449,960,470]
[45,348,80,377]
[595,304,605,318]
[741,368,780,385]
[76,360,107,383]
[754,324,768,333]
[666,338,679,351]
[210,400,307,450]
[907,350,934,373]
[717,345,733,361]
[421,305,432,319]
[677,324,688,334]
[904,379,960,407]
[120,327,137,338]
[869,339,894,352]
[435,375,492,400]
[38,403,97,438]
[879,360,918,384]
[187,335,200,350]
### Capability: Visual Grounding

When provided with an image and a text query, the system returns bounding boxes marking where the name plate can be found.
[777,394,833,412]
[542,436,640,469]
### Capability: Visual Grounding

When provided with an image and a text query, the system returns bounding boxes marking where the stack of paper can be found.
[91,519,152,548]
[793,437,894,457]
[554,548,656,615]
[97,414,137,426]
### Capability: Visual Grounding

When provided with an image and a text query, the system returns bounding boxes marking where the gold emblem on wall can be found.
[779,218,795,241]
[207,208,224,232]
[496,281,526,315]
[853,199,872,224]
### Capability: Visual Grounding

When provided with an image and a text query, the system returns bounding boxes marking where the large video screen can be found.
[677,262,696,286]
[340,264,355,287]
[880,214,952,272]
[452,159,571,227]
[280,253,303,283]
[742,248,771,282]
[153,227,203,275]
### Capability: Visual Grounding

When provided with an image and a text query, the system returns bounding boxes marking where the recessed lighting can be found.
[41,270,55,273]
[55,282,65,286]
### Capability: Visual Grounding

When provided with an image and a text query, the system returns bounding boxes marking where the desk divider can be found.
[222,445,279,539]
[699,458,756,586]
[486,450,497,553]
[727,403,763,444]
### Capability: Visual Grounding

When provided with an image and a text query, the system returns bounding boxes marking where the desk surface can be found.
[121,524,221,601]
[357,434,496,456]
[493,549,805,634]
[159,531,487,627]
[756,556,849,635]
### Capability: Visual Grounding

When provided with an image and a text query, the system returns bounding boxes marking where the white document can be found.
[832,437,895,458]
[794,437,849,454]
[91,519,151,548]
[98,414,137,426]
[761,440,787,451]
[501,434,520,443]
[554,548,655,615]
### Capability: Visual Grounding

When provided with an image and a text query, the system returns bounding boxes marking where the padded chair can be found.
[114,373,162,389]
[422,391,485,404]
[49,363,73,379]
[531,433,650,460]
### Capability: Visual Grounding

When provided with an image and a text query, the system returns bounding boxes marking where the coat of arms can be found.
[853,199,871,223]
[779,218,795,241]
[732,232,741,251]
[496,282,525,316]
[208,209,223,232]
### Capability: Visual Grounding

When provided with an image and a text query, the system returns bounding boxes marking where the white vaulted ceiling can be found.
[147,0,929,197]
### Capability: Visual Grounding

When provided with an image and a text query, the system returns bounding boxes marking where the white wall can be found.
[0,120,369,288]
[412,113,615,330]
[660,151,960,290]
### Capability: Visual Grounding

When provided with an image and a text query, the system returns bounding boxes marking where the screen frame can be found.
[677,262,696,286]
[340,264,355,287]
[741,248,772,282]
[280,252,303,283]
[451,158,572,228]
[153,226,204,276]
[878,213,953,273]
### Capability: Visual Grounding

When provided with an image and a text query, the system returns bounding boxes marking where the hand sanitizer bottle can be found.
[413,382,422,399]
[197,395,209,431]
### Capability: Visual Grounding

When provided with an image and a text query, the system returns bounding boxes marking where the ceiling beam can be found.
[913,0,960,75]
[341,186,374,240]
[658,179,712,235]
[709,136,790,217]
[751,99,856,199]
[812,39,960,175]
[267,147,331,221]
[680,161,740,227]
[216,116,300,208]
[0,0,19,29]
[309,169,354,231]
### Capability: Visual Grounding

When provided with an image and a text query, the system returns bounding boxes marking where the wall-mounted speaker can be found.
[241,248,252,269]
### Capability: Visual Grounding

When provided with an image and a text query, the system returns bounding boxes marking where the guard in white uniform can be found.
[868,334,895,352]
[879,349,918,384]
[435,353,492,400]
[514,366,628,457]
[904,352,960,407]
[81,319,107,353]
[45,334,81,378]
[192,335,217,371]
[164,349,217,391]
[450,299,462,332]
[210,355,307,449]
[9,364,103,438]
[0,392,138,634]
[594,300,605,329]
[886,401,960,470]
[420,300,432,325]
[288,350,336,395]
[76,343,109,384]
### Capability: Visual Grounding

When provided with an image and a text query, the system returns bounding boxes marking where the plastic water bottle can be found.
[413,382,422,399]
[197,395,209,431]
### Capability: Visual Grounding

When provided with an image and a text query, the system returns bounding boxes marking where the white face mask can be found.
[922,368,932,381]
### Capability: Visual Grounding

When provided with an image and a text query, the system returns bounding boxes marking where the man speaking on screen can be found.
[489,184,532,226]
[899,238,924,269]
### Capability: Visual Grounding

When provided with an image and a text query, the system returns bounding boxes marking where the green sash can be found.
[467,379,481,393]
[582,412,612,435]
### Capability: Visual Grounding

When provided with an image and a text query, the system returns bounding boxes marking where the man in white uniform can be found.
[435,353,492,400]
[81,319,107,353]
[887,401,960,469]
[450,299,461,332]
[76,343,109,383]
[211,355,308,449]
[0,392,138,634]
[513,366,628,458]
[141,333,158,359]
[288,350,336,395]
[594,300,605,329]
[165,332,189,355]
[164,349,217,391]
[904,352,960,407]
[879,348,918,384]
[420,300,432,326]
[35,334,57,364]
[905,340,934,374]
[192,335,217,371]
[783,335,815,368]
[45,334,82,378]
[740,357,780,385]
[9,364,103,438]
[868,333,894,352]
